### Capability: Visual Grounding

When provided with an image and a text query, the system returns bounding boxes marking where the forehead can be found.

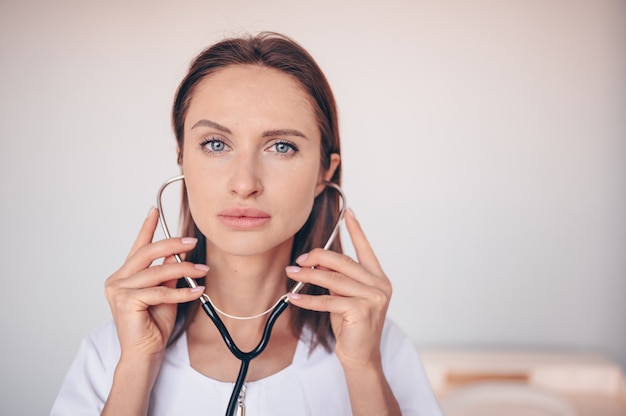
[185,65,319,137]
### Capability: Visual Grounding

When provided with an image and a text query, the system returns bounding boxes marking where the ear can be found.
[177,145,183,166]
[315,153,341,196]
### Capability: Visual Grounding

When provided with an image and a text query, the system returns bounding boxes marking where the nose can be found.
[228,153,263,199]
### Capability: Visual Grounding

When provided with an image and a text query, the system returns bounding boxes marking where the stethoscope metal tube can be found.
[156,175,200,290]
[156,175,346,416]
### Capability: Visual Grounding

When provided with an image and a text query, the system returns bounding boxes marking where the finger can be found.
[162,256,182,289]
[163,255,178,265]
[132,285,206,307]
[161,255,202,289]
[286,292,356,316]
[286,266,375,299]
[124,262,210,289]
[344,208,385,276]
[295,249,381,288]
[127,207,160,260]
[121,237,198,276]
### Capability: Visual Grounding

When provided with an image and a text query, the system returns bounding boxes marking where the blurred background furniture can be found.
[420,349,626,415]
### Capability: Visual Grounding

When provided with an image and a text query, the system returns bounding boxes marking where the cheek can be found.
[184,181,207,231]
[277,169,321,229]
[181,165,217,232]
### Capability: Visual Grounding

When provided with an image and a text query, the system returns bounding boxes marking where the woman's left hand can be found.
[285,208,392,370]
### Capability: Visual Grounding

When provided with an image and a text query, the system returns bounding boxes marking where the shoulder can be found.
[87,320,121,348]
[379,318,422,374]
[50,321,121,415]
[70,321,121,379]
[299,318,442,415]
[82,320,122,368]
[380,318,411,352]
[379,318,443,415]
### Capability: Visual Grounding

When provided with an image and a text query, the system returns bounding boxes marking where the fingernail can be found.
[286,266,301,274]
[147,206,157,217]
[190,286,205,293]
[295,253,308,264]
[182,237,198,245]
[194,263,210,272]
[287,292,301,300]
[346,207,355,218]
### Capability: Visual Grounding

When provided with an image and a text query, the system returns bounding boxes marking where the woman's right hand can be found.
[104,207,208,362]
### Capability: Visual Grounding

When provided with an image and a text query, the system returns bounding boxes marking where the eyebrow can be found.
[263,129,309,140]
[191,120,309,140]
[190,119,232,134]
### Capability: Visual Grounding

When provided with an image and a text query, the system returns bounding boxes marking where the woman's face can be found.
[181,65,338,257]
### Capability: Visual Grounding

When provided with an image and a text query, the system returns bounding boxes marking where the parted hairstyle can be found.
[169,32,342,351]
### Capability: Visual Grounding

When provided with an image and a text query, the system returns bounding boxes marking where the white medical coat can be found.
[51,319,441,415]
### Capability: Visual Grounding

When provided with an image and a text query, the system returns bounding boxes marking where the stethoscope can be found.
[156,175,346,416]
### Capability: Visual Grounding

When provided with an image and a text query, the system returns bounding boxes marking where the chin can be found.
[203,232,295,259]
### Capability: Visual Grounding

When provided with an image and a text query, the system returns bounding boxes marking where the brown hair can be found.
[169,32,342,351]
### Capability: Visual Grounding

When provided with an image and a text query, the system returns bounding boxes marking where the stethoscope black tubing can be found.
[157,176,344,415]
[201,298,290,416]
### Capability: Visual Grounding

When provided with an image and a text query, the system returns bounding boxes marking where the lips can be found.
[217,207,271,229]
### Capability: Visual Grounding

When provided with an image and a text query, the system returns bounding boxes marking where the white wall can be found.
[1,0,624,414]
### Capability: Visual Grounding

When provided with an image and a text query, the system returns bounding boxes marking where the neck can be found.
[202,239,293,320]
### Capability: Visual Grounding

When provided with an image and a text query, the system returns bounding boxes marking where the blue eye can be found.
[201,139,227,153]
[210,141,225,151]
[271,141,298,154]
[275,142,291,153]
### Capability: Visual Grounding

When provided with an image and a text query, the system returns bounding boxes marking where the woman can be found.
[51,32,441,416]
